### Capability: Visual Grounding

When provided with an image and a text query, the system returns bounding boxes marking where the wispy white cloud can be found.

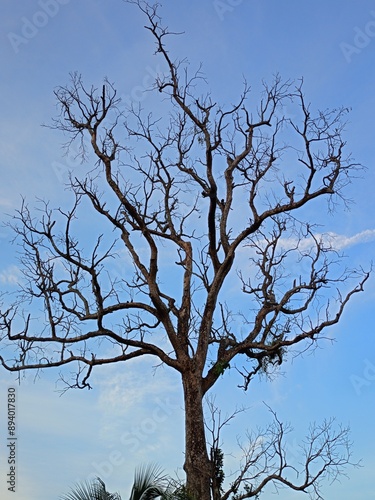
[323,229,375,250]
[0,265,22,285]
[95,358,181,420]
[277,229,375,253]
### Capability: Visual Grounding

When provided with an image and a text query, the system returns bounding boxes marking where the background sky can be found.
[0,1,375,499]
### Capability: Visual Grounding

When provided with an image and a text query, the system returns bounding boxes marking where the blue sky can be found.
[1,1,375,498]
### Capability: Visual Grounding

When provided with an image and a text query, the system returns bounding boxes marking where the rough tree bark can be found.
[183,373,212,499]
[0,2,370,499]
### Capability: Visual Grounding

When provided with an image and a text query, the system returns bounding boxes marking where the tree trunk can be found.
[182,372,212,500]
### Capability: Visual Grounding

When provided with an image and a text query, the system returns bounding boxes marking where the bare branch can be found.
[0,3,370,499]
[223,407,359,500]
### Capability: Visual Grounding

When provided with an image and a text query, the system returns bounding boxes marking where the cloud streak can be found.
[278,229,375,253]
[324,229,375,250]
[0,265,22,286]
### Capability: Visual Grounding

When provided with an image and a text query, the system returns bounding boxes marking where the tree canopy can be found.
[0,2,370,499]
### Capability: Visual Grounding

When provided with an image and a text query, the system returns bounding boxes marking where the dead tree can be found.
[0,2,370,499]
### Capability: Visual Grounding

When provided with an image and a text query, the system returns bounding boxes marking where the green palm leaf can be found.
[60,464,187,500]
[129,463,167,500]
[60,476,121,500]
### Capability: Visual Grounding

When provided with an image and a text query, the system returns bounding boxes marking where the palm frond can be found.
[60,476,121,500]
[129,463,168,500]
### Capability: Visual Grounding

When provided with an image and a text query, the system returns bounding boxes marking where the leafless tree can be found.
[205,399,356,500]
[0,2,370,499]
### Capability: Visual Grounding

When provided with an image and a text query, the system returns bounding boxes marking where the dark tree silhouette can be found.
[0,2,370,499]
